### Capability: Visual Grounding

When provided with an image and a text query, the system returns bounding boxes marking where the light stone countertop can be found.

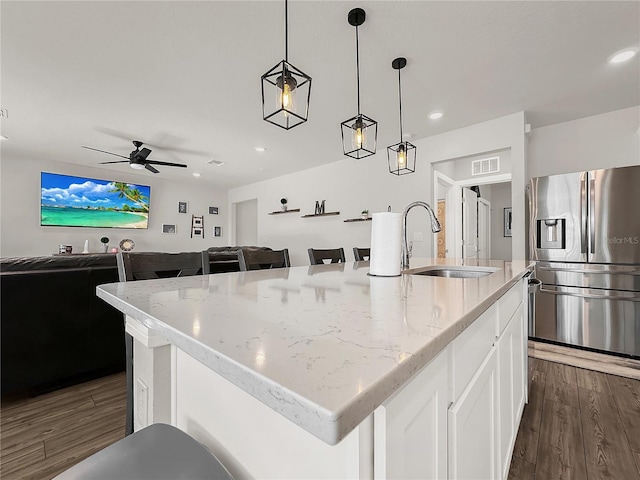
[97,258,532,445]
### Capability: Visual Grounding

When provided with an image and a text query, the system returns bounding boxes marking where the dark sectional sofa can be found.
[1,254,124,398]
[0,246,273,399]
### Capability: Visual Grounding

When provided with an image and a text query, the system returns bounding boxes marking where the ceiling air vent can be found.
[471,156,500,176]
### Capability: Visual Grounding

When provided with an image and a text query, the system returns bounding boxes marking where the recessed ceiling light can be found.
[610,48,638,64]
[192,172,201,177]
[254,146,266,152]
[429,111,443,120]
[402,133,413,139]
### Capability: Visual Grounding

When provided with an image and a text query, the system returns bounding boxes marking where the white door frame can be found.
[432,171,457,259]
[434,172,510,260]
[457,173,512,188]
[477,197,491,259]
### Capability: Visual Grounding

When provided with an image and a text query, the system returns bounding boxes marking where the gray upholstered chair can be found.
[117,251,209,435]
[53,423,233,480]
[117,251,209,281]
[353,247,370,261]
[307,248,346,265]
[238,248,290,271]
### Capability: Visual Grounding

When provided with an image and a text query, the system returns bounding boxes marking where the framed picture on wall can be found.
[214,226,222,237]
[162,224,176,234]
[209,207,219,215]
[504,207,512,237]
[178,202,188,214]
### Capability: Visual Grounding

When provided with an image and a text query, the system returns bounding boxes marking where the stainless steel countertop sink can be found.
[405,265,500,278]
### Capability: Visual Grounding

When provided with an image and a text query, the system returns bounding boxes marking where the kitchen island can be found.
[97,258,532,479]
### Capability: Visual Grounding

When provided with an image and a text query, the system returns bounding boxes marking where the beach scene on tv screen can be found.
[41,173,150,228]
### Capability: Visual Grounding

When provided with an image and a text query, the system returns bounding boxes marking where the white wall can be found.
[229,112,527,266]
[488,183,512,260]
[528,106,640,178]
[0,155,228,257]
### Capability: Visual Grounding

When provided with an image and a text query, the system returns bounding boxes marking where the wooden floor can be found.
[509,357,640,480]
[0,373,126,480]
[2,357,640,479]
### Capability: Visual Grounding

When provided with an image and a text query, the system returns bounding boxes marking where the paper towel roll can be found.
[82,239,90,254]
[369,212,402,276]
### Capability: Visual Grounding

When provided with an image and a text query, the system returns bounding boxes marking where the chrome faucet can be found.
[402,201,442,270]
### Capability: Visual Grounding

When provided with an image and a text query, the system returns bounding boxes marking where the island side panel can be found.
[173,349,371,480]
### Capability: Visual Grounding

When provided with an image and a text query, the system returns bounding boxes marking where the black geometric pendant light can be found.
[388,57,416,175]
[261,0,312,130]
[341,8,377,159]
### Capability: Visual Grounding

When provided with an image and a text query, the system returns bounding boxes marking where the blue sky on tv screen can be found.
[41,173,151,209]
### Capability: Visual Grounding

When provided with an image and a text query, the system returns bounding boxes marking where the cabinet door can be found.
[497,303,526,480]
[448,347,498,480]
[512,304,526,424]
[375,349,448,480]
[497,321,514,480]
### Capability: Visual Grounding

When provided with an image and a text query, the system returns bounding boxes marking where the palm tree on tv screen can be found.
[109,182,149,212]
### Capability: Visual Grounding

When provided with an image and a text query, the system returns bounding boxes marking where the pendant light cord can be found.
[398,67,403,141]
[284,0,288,62]
[356,24,361,115]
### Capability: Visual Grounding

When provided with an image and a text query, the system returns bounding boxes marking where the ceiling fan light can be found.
[130,163,145,170]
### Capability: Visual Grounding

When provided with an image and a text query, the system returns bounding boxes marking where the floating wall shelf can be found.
[344,217,372,222]
[268,208,300,215]
[301,212,340,218]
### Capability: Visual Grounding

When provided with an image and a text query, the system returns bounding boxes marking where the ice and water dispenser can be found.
[536,218,566,249]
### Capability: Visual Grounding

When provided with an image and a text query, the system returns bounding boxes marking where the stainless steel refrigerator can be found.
[529,165,640,357]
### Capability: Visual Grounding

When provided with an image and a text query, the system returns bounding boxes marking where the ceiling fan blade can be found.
[99,160,130,164]
[144,163,160,174]
[145,160,188,168]
[136,147,152,161]
[82,146,129,160]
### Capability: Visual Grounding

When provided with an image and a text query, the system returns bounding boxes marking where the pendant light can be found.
[341,8,377,159]
[388,57,416,175]
[261,0,312,130]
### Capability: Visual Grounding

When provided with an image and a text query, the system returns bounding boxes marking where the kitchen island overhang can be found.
[96,258,532,446]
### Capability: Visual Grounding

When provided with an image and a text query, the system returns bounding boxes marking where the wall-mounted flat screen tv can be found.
[41,172,150,229]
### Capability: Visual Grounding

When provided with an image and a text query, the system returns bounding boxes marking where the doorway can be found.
[433,154,512,261]
[234,199,258,246]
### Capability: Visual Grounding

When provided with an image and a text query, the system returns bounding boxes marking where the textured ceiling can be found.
[2,1,638,188]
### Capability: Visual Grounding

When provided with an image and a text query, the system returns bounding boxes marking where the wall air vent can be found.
[471,156,500,176]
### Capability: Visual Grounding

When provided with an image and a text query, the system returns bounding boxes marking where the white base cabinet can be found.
[130,278,528,479]
[375,278,526,480]
[448,347,499,479]
[374,348,449,479]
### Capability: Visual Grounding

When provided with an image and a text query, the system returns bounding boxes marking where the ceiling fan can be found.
[82,140,188,174]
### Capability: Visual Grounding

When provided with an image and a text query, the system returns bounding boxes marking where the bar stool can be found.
[53,423,234,480]
[308,247,346,265]
[353,247,370,261]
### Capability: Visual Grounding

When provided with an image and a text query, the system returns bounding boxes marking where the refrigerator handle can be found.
[580,173,588,254]
[589,178,596,255]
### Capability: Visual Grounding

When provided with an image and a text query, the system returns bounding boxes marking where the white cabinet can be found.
[374,349,448,480]
[446,279,526,480]
[448,347,499,480]
[374,278,528,480]
[497,303,526,479]
[497,316,515,479]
